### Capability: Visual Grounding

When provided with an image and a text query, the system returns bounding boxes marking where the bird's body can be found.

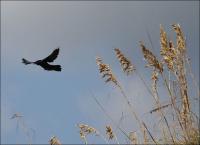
[22,48,61,71]
[34,60,61,71]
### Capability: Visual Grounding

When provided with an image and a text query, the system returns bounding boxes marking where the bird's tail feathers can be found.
[22,58,32,65]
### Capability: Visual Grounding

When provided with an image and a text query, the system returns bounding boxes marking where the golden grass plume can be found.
[140,41,163,73]
[172,23,186,51]
[96,56,118,86]
[160,25,177,71]
[114,48,135,75]
[105,125,114,140]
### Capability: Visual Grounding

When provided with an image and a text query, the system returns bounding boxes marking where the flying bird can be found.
[22,48,61,71]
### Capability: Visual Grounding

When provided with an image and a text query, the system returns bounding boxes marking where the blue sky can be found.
[1,1,199,144]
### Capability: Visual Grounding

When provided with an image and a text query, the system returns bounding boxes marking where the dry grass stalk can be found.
[92,95,131,142]
[158,24,191,133]
[159,24,196,142]
[151,70,176,143]
[137,41,175,142]
[96,56,118,86]
[140,38,176,143]
[142,122,157,144]
[114,48,135,75]
[178,73,190,126]
[150,103,172,114]
[49,136,61,145]
[185,56,200,97]
[151,70,159,101]
[138,34,177,144]
[78,123,109,144]
[171,24,190,127]
[96,56,140,125]
[140,41,163,73]
[106,125,114,140]
[142,125,149,144]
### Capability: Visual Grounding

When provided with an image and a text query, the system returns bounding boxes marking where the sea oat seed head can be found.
[96,56,118,85]
[49,136,61,145]
[140,41,163,73]
[106,125,114,140]
[172,23,186,50]
[114,48,135,75]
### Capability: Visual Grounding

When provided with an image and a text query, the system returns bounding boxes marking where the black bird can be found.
[22,48,61,71]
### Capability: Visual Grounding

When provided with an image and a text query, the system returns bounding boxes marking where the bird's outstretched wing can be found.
[42,48,59,62]
[40,63,61,71]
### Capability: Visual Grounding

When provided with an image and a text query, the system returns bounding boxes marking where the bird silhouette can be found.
[22,48,61,71]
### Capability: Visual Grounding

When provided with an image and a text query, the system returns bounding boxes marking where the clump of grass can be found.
[77,123,108,144]
[159,24,193,137]
[93,23,199,144]
[171,24,191,126]
[77,123,98,144]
